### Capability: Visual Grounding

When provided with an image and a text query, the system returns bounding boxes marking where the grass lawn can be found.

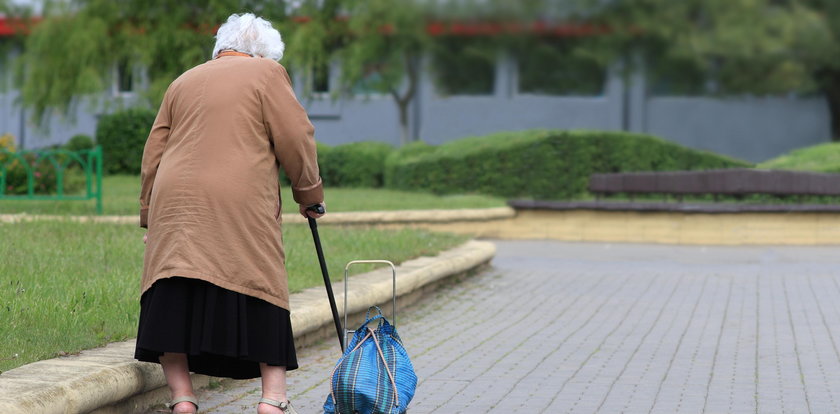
[0,175,505,215]
[0,221,468,373]
[758,142,840,173]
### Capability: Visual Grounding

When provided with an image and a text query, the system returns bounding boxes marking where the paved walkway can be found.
[152,240,840,413]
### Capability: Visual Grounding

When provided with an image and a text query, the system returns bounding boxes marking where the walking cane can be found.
[306,204,344,351]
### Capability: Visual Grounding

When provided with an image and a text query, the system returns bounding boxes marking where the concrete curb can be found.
[0,240,495,414]
[0,207,515,226]
[8,205,840,245]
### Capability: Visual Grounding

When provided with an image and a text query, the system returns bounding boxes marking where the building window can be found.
[351,64,387,96]
[312,61,330,94]
[647,57,707,96]
[114,59,134,95]
[431,36,496,96]
[516,38,606,96]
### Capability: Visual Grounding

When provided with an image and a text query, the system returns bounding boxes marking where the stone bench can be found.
[589,169,840,200]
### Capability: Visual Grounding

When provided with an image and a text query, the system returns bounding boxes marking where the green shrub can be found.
[384,140,436,188]
[758,143,840,173]
[386,130,752,199]
[320,141,393,187]
[64,134,95,152]
[1,136,86,196]
[96,108,156,175]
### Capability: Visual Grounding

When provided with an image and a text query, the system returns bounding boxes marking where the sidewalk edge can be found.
[0,240,496,414]
[0,207,515,225]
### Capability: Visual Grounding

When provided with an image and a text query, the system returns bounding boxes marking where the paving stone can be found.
[173,240,840,414]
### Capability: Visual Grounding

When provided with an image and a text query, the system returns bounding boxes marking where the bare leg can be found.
[159,352,197,413]
[258,363,287,414]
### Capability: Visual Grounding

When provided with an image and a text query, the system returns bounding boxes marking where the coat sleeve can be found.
[139,89,173,228]
[260,64,324,207]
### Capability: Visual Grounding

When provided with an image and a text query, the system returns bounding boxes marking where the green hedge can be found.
[758,142,840,173]
[64,134,96,152]
[96,108,157,175]
[387,130,752,199]
[0,136,87,195]
[319,141,393,187]
[384,141,436,188]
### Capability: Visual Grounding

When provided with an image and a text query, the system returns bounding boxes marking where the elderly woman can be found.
[134,13,322,414]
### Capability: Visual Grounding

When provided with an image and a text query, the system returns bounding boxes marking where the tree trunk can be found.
[390,52,420,146]
[398,100,410,146]
[818,69,840,141]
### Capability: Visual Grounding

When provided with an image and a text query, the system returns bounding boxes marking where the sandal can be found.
[166,395,199,413]
[259,398,298,414]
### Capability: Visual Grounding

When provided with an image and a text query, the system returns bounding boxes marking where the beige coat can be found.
[139,54,323,310]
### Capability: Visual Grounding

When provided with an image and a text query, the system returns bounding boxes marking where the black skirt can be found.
[134,276,298,379]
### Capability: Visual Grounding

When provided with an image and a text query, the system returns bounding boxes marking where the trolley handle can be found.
[344,260,397,346]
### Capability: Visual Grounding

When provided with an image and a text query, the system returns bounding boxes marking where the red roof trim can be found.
[427,21,608,37]
[0,17,42,36]
[0,16,605,38]
[290,16,606,37]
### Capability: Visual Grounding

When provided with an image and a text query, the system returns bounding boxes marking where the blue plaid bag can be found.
[324,306,417,414]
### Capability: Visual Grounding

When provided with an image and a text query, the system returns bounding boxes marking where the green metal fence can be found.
[0,146,103,214]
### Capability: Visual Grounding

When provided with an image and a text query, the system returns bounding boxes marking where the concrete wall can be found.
[0,78,139,151]
[0,51,144,150]
[644,96,830,162]
[417,54,624,144]
[0,94,102,150]
[298,55,626,147]
[297,55,830,163]
[1,53,831,163]
[300,95,402,147]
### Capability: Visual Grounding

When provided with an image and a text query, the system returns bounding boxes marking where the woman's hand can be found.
[143,234,148,244]
[300,202,326,219]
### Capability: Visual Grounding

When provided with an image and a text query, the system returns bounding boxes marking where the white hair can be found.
[212,13,285,61]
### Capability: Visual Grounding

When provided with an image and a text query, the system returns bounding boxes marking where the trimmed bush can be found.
[384,140,436,188]
[758,142,840,173]
[320,141,394,187]
[64,134,95,152]
[96,108,157,175]
[0,134,86,195]
[386,130,752,199]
